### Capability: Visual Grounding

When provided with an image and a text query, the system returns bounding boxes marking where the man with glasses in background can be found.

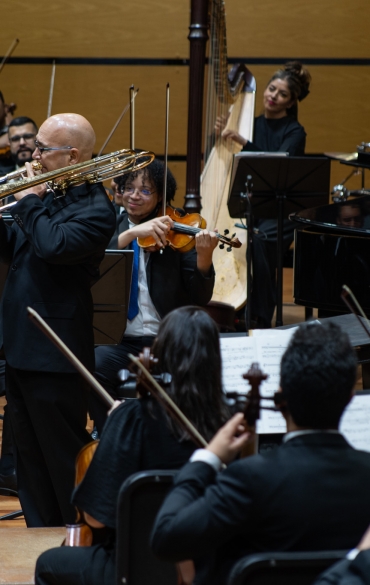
[8,116,38,169]
[0,113,116,527]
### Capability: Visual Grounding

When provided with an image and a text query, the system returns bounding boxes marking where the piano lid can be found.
[290,195,370,236]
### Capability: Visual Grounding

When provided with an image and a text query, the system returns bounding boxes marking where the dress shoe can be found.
[0,470,17,493]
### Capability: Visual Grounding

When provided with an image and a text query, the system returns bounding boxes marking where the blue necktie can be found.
[128,238,139,320]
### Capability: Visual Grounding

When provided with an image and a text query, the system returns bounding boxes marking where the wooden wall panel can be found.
[0,0,369,201]
[226,0,370,58]
[0,1,189,58]
[0,66,188,153]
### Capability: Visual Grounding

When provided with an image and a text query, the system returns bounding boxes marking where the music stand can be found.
[228,154,330,326]
[92,250,133,344]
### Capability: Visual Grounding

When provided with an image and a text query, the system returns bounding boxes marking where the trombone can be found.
[0,162,43,185]
[0,148,155,205]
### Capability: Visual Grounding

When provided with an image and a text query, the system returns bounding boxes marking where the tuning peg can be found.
[231,233,236,239]
[223,229,229,235]
[219,243,225,250]
[227,247,232,252]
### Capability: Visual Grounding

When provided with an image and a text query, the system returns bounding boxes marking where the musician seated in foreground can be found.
[217,61,311,327]
[91,159,218,433]
[151,322,370,585]
[35,306,229,585]
[313,524,370,585]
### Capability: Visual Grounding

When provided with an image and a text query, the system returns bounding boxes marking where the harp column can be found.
[184,0,209,213]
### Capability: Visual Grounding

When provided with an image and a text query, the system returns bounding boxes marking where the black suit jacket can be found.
[0,182,116,372]
[152,434,370,585]
[313,552,370,585]
[109,212,215,317]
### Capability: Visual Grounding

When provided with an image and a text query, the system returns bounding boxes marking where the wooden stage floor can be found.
[0,528,65,585]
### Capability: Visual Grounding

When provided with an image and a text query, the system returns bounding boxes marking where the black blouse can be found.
[243,115,306,155]
[73,397,195,530]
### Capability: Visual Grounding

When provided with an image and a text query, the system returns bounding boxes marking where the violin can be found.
[137,205,242,253]
[137,85,242,255]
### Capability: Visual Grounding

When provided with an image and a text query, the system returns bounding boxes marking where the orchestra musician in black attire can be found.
[313,525,370,585]
[218,61,311,327]
[151,322,370,585]
[0,113,116,527]
[91,159,218,433]
[35,306,229,585]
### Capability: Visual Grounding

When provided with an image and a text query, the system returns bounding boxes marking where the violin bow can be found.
[128,353,207,448]
[98,87,139,156]
[162,83,170,217]
[0,38,19,75]
[129,84,135,151]
[341,284,370,338]
[27,307,114,408]
[47,60,56,119]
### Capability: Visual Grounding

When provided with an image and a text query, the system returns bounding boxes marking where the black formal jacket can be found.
[109,212,215,318]
[152,433,370,585]
[0,182,116,373]
[313,551,370,585]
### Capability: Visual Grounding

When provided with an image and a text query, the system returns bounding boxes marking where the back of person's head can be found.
[115,158,177,203]
[280,322,357,429]
[269,61,311,119]
[8,116,38,132]
[151,306,228,441]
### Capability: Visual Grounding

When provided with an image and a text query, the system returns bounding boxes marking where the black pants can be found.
[0,359,14,475]
[6,366,92,527]
[251,219,295,327]
[35,544,115,585]
[90,336,155,434]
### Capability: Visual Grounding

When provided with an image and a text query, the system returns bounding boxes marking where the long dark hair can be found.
[268,61,311,119]
[151,306,229,442]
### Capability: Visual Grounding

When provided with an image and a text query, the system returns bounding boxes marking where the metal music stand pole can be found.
[240,175,254,332]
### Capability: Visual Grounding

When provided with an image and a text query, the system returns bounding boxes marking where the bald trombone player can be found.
[0,113,116,527]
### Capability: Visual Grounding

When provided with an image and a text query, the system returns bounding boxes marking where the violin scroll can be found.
[242,363,269,429]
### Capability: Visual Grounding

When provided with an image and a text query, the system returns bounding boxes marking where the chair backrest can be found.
[227,550,347,585]
[116,469,178,585]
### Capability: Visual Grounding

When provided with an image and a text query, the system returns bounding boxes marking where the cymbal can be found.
[324,152,358,162]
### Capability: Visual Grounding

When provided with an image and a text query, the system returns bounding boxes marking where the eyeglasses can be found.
[9,133,36,143]
[120,186,156,197]
[34,140,74,155]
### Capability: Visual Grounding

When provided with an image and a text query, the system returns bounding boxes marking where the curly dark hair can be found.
[268,61,311,119]
[115,158,177,202]
[151,306,229,442]
[280,322,357,429]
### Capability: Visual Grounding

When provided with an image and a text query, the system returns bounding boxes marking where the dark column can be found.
[184,0,209,213]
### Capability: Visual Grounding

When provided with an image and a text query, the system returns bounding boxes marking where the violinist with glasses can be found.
[91,159,219,433]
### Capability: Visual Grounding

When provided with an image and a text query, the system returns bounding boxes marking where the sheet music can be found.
[220,331,295,434]
[253,330,296,398]
[340,393,370,453]
[220,331,370,444]
[220,336,256,395]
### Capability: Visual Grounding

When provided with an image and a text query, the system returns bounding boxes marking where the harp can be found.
[185,0,256,310]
